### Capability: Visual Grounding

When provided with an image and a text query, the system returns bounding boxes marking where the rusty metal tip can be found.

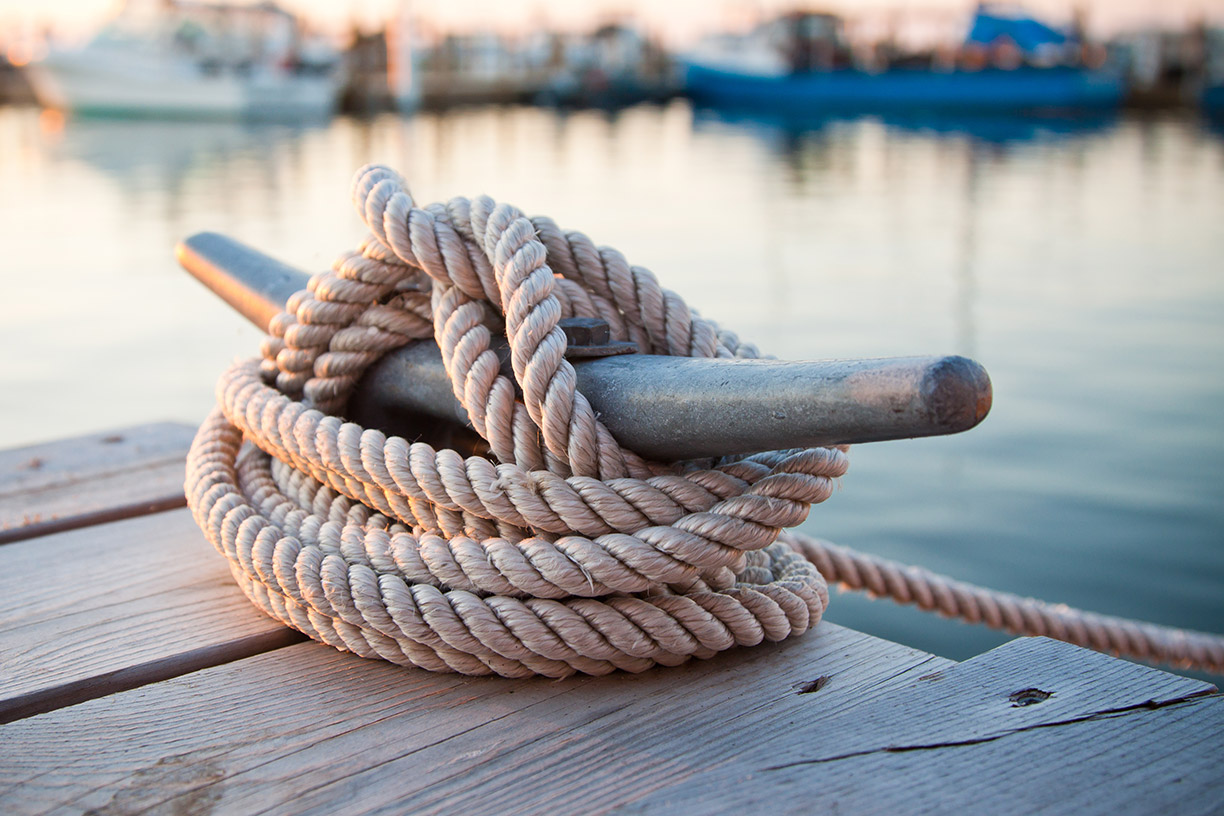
[922,355,993,434]
[175,232,230,278]
[173,238,196,264]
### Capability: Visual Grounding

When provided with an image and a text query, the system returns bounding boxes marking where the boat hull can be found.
[28,48,337,120]
[684,63,1124,111]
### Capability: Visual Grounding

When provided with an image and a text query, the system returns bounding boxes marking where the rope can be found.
[185,164,1224,677]
[795,539,1224,674]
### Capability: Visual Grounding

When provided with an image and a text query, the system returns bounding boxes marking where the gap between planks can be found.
[0,422,196,545]
[0,508,301,724]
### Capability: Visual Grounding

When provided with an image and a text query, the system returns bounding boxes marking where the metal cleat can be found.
[178,231,992,460]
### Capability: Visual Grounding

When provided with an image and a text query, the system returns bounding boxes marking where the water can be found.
[2,102,1222,671]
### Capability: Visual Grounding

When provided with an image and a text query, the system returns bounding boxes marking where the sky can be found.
[1,0,1219,46]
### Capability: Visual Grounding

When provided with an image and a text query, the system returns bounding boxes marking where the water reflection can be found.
[691,103,1120,147]
[1201,111,1224,140]
[955,152,981,360]
[51,118,323,183]
[27,112,340,257]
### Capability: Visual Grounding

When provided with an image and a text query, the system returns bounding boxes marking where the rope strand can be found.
[186,164,1224,677]
[792,535,1224,674]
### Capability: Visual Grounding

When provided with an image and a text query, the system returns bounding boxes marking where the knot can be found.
[186,163,848,678]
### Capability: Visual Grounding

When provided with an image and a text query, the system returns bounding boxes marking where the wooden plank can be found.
[0,624,951,815]
[623,637,1223,815]
[0,423,196,544]
[731,694,1224,816]
[0,508,300,723]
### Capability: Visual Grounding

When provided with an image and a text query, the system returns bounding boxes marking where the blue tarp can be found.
[965,5,1070,53]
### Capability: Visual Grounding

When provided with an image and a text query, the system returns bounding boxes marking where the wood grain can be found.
[738,694,1224,815]
[0,508,300,723]
[0,423,196,544]
[623,636,1223,815]
[0,624,949,815]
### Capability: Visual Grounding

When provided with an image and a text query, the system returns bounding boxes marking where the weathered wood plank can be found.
[0,423,196,544]
[623,637,1223,815]
[0,624,950,815]
[0,508,300,723]
[748,694,1223,816]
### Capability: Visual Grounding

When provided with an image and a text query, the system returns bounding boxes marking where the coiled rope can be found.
[185,164,1224,677]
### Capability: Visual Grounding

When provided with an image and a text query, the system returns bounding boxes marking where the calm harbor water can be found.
[1,102,1221,671]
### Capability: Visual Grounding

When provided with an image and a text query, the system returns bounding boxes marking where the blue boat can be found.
[684,63,1123,111]
[683,5,1124,112]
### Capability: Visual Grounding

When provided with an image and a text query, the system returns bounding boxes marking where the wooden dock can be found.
[2,423,1221,814]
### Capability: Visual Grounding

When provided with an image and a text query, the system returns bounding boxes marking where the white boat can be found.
[27,0,340,120]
